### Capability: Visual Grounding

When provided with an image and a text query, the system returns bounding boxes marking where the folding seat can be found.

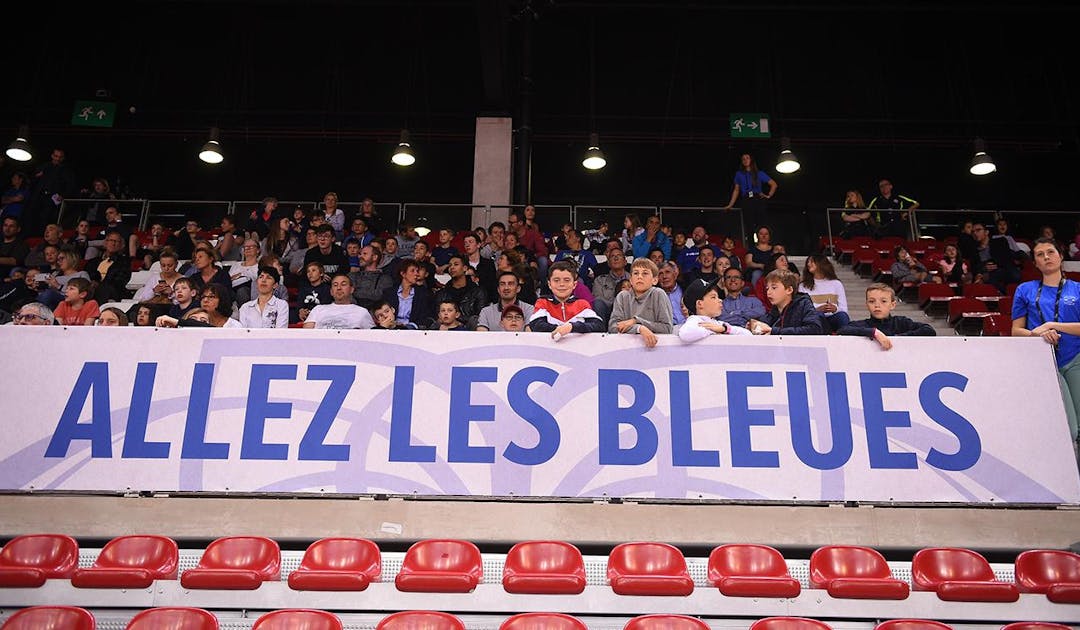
[1000,624,1073,630]
[853,249,878,277]
[287,537,381,591]
[126,607,219,630]
[1,606,95,630]
[749,617,832,630]
[377,611,466,630]
[918,283,956,313]
[962,283,1002,298]
[500,613,589,630]
[251,609,342,630]
[394,539,482,593]
[502,540,586,594]
[607,542,694,596]
[623,615,711,630]
[179,536,280,590]
[948,297,995,332]
[1013,549,1080,603]
[72,535,178,588]
[981,314,1012,337]
[707,544,800,598]
[872,258,895,283]
[911,547,1019,602]
[874,621,953,630]
[0,534,79,587]
[809,545,909,599]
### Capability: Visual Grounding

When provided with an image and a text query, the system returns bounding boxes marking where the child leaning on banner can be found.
[679,277,753,342]
[608,257,673,348]
[838,282,936,349]
[527,260,605,340]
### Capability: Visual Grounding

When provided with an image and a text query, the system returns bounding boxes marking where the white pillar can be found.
[471,117,513,230]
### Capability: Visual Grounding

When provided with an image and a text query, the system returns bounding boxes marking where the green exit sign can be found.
[729,113,770,138]
[71,100,116,128]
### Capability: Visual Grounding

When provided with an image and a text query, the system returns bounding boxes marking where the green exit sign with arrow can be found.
[729,113,770,138]
[71,100,116,128]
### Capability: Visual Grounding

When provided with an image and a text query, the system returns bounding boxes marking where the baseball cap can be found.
[682,277,722,314]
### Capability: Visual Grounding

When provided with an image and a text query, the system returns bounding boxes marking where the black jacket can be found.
[838,315,937,338]
[382,284,437,329]
[761,291,825,335]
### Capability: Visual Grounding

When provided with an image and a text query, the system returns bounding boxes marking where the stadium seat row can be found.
[2,535,1079,603]
[1,607,1073,630]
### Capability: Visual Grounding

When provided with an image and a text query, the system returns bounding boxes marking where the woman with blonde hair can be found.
[840,190,875,238]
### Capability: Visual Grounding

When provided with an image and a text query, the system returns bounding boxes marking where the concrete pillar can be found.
[472,117,513,230]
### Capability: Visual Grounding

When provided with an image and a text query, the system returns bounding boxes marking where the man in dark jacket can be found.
[382,258,436,329]
[435,254,487,329]
[748,269,825,335]
[87,229,132,303]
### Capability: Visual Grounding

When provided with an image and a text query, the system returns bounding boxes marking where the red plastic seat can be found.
[287,537,381,591]
[918,283,956,309]
[809,545,910,600]
[962,283,1001,298]
[179,536,280,590]
[1,606,95,630]
[251,609,342,630]
[707,544,800,598]
[750,617,832,630]
[126,607,219,630]
[607,542,694,596]
[72,535,178,589]
[623,616,711,630]
[1001,624,1073,630]
[911,547,1019,602]
[1014,549,1080,603]
[503,541,586,595]
[948,297,995,327]
[874,620,953,630]
[981,314,1013,337]
[0,534,79,587]
[500,613,588,630]
[394,539,482,593]
[377,611,466,630]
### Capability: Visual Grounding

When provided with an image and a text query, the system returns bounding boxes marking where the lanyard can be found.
[1033,277,1065,326]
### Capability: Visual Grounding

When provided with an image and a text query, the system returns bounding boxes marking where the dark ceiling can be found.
[3,0,1078,230]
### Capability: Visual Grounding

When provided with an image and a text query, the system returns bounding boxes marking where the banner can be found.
[1,328,1077,504]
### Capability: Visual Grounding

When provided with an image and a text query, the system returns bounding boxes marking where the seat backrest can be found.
[196,536,280,573]
[623,615,711,630]
[377,611,466,630]
[504,541,584,577]
[251,609,342,630]
[608,542,689,579]
[0,534,79,577]
[2,606,95,630]
[810,545,892,584]
[96,535,179,577]
[962,283,1001,298]
[708,544,790,581]
[918,283,954,302]
[1014,549,1080,592]
[297,538,381,578]
[500,613,588,630]
[912,548,997,586]
[400,539,482,577]
[126,607,218,630]
[874,620,953,630]
[750,618,832,630]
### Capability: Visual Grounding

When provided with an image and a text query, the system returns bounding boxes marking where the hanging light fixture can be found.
[969,137,996,175]
[775,137,800,174]
[392,129,416,166]
[5,125,33,162]
[582,133,606,170]
[198,127,224,164]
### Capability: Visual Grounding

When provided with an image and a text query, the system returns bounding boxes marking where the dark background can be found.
[3,0,1078,242]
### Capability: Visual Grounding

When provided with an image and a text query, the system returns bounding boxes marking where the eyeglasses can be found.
[502,314,525,321]
[14,313,46,323]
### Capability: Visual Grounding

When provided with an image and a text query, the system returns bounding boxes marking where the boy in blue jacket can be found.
[748,269,825,335]
[838,282,936,349]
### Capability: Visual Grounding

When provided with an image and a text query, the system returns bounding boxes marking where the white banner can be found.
[1,327,1077,504]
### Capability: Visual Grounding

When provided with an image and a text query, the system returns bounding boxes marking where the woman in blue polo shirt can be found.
[722,153,778,239]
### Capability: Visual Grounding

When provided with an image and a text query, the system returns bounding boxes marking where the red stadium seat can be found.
[72,535,178,589]
[500,613,588,630]
[377,611,466,630]
[1,606,95,630]
[947,297,995,328]
[962,283,1001,298]
[809,545,910,599]
[1014,549,1080,603]
[623,616,711,630]
[394,539,482,593]
[0,534,79,587]
[853,249,877,276]
[874,620,953,630]
[911,547,1019,602]
[287,537,381,591]
[607,542,694,596]
[981,314,1012,337]
[502,540,586,594]
[707,544,801,598]
[750,617,832,630]
[1001,624,1073,630]
[126,607,219,630]
[252,609,342,630]
[918,283,956,310]
[179,536,280,590]
[872,258,895,283]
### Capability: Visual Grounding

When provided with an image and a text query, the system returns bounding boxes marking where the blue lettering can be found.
[298,365,354,462]
[504,367,561,466]
[240,364,296,460]
[670,371,720,467]
[448,367,498,463]
[727,371,779,468]
[861,372,917,469]
[921,372,981,471]
[597,369,658,465]
[122,363,170,459]
[46,362,113,458]
[181,363,228,459]
[388,366,436,462]
[787,372,853,470]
